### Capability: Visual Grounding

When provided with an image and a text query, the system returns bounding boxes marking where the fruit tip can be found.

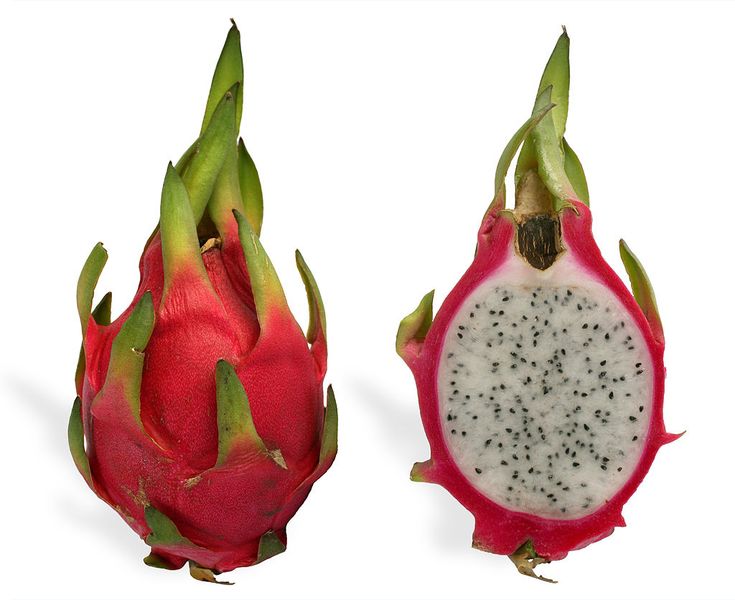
[229,17,239,30]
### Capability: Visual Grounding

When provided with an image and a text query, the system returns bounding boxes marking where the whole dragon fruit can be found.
[396,31,679,581]
[68,22,336,583]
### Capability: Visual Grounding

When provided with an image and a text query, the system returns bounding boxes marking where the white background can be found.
[2,1,733,599]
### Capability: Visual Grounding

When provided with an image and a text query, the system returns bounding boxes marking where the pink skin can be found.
[77,218,330,573]
[404,201,680,561]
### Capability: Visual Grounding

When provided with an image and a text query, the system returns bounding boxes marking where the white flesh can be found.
[438,252,652,519]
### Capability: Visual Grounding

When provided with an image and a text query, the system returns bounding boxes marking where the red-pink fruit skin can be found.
[77,226,329,573]
[405,201,679,561]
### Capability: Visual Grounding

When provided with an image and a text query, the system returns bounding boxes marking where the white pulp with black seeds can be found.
[438,255,652,519]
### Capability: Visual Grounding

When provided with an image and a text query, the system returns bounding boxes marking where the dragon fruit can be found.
[68,22,336,583]
[396,31,679,581]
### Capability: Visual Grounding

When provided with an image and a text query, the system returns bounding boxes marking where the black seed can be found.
[475,467,482,474]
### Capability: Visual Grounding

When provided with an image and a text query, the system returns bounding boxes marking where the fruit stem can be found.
[508,541,557,584]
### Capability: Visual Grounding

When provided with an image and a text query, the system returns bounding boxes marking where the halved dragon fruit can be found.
[396,31,679,581]
[68,23,336,582]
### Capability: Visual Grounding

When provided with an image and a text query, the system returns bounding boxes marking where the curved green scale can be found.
[488,102,555,214]
[182,84,238,223]
[238,139,264,235]
[214,359,268,466]
[396,290,435,363]
[256,531,286,563]
[562,138,590,204]
[515,29,570,183]
[75,291,113,392]
[319,386,338,464]
[201,20,243,135]
[409,459,434,483]
[174,139,199,175]
[234,210,290,331]
[143,552,180,570]
[76,243,108,336]
[620,239,664,343]
[67,397,93,488]
[208,143,245,233]
[529,86,579,208]
[159,163,210,293]
[144,505,201,549]
[99,292,155,423]
[295,250,327,348]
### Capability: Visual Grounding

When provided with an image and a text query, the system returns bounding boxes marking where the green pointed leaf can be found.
[104,292,155,418]
[238,139,264,236]
[215,359,267,466]
[563,138,590,204]
[257,531,286,563]
[77,243,108,336]
[410,459,434,483]
[234,210,290,329]
[143,552,181,570]
[160,163,209,291]
[68,397,93,488]
[619,240,664,343]
[75,292,112,393]
[182,84,238,223]
[488,102,555,213]
[174,139,199,175]
[319,385,338,464]
[516,29,570,183]
[74,346,85,395]
[396,290,434,363]
[92,291,112,326]
[537,29,570,141]
[295,250,327,346]
[530,86,579,209]
[208,143,245,233]
[145,506,200,548]
[201,21,243,135]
